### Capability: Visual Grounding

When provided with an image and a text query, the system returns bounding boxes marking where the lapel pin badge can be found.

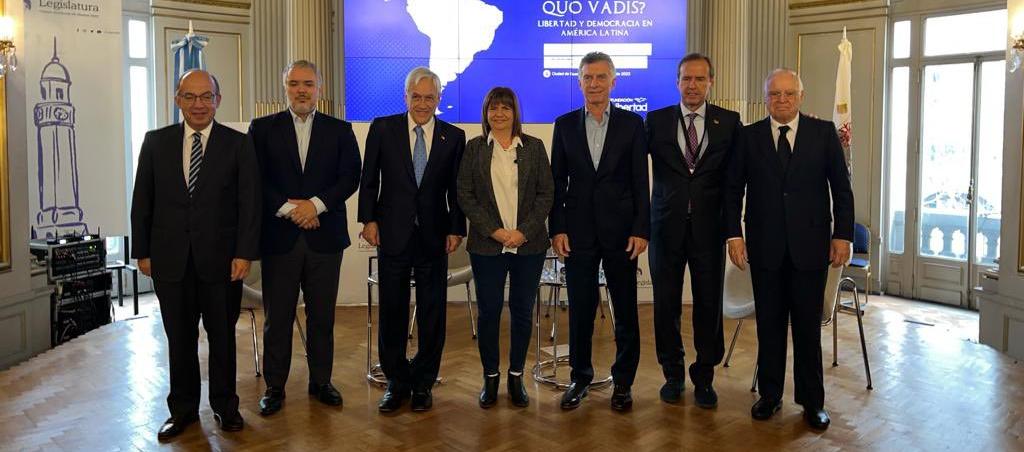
[713,119,720,124]
[441,134,446,142]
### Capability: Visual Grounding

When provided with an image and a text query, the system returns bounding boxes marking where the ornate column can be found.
[252,0,287,117]
[686,0,787,123]
[286,0,335,115]
[745,0,788,121]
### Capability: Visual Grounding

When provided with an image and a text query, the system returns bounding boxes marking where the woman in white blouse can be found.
[456,87,554,408]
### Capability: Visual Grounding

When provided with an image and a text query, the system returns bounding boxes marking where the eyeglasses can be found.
[767,90,800,100]
[178,92,217,105]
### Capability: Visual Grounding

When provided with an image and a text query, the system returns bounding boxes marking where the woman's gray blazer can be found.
[456,133,554,256]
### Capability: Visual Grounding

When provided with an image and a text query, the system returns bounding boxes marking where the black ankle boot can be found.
[507,373,529,407]
[479,374,500,408]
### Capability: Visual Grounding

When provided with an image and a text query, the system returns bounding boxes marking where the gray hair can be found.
[404,66,441,96]
[282,59,322,86]
[763,68,804,94]
[578,52,616,80]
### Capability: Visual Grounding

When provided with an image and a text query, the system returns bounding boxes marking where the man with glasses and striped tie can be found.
[131,69,261,441]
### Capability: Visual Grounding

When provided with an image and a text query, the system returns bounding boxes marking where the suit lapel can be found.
[421,117,449,187]
[395,114,416,183]
[277,111,303,174]
[594,107,616,176]
[170,124,188,199]
[305,112,326,173]
[478,138,499,209]
[757,119,785,178]
[692,105,718,174]
[193,122,223,199]
[516,140,532,213]
[786,114,808,176]
[662,105,691,177]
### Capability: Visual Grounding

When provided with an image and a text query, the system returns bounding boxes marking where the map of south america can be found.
[407,0,503,97]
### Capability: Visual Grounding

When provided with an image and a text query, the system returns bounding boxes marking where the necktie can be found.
[413,125,427,186]
[684,112,699,170]
[777,125,792,170]
[188,132,203,196]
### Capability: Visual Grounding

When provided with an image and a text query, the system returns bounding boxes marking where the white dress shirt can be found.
[487,132,523,254]
[408,113,435,158]
[677,101,709,172]
[182,121,212,186]
[769,114,799,152]
[276,109,327,218]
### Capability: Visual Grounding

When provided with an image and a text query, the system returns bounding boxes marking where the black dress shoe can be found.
[479,374,499,408]
[309,382,343,407]
[259,387,286,416]
[157,414,198,441]
[751,397,783,420]
[507,373,529,407]
[610,385,633,412]
[804,407,831,430]
[411,388,433,412]
[560,382,589,410]
[213,411,244,432]
[693,385,718,409]
[378,384,410,413]
[659,378,684,403]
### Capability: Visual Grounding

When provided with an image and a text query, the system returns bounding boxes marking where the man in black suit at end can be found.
[358,66,467,413]
[725,68,854,430]
[131,70,260,440]
[646,53,741,408]
[550,52,650,412]
[249,60,362,416]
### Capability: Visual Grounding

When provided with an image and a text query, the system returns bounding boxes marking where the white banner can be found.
[833,27,853,172]
[24,0,126,240]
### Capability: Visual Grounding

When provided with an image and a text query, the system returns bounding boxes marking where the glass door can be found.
[884,9,1005,308]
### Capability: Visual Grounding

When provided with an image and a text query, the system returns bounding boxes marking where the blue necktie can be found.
[413,125,427,186]
[188,132,203,196]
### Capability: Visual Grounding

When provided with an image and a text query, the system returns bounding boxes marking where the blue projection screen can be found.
[344,0,687,123]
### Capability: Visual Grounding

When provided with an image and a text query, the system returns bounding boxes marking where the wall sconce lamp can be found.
[1011,32,1024,73]
[0,16,16,77]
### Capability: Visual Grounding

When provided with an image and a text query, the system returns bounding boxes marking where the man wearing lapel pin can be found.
[646,53,742,408]
[550,52,650,411]
[725,68,854,430]
[248,60,362,416]
[358,66,467,413]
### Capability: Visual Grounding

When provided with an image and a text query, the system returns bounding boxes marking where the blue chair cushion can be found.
[853,223,870,253]
[849,257,870,268]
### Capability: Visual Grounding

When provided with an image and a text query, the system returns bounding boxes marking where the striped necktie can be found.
[188,131,203,196]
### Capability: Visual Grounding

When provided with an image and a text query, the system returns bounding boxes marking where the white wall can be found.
[978,0,1024,359]
[0,0,60,370]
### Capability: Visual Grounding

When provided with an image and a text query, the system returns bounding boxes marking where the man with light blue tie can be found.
[358,66,467,413]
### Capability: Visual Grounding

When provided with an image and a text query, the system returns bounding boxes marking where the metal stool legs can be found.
[246,308,261,377]
[723,319,744,368]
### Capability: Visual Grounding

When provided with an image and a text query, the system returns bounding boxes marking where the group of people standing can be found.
[130,50,853,442]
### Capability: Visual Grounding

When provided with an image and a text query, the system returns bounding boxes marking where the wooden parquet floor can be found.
[1,293,1022,451]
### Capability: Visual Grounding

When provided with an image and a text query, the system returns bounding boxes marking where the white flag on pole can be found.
[833,27,853,173]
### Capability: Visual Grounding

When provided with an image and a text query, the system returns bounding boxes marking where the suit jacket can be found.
[647,102,741,251]
[725,114,855,271]
[549,106,650,253]
[248,111,362,255]
[357,113,467,257]
[456,133,554,256]
[131,121,261,282]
